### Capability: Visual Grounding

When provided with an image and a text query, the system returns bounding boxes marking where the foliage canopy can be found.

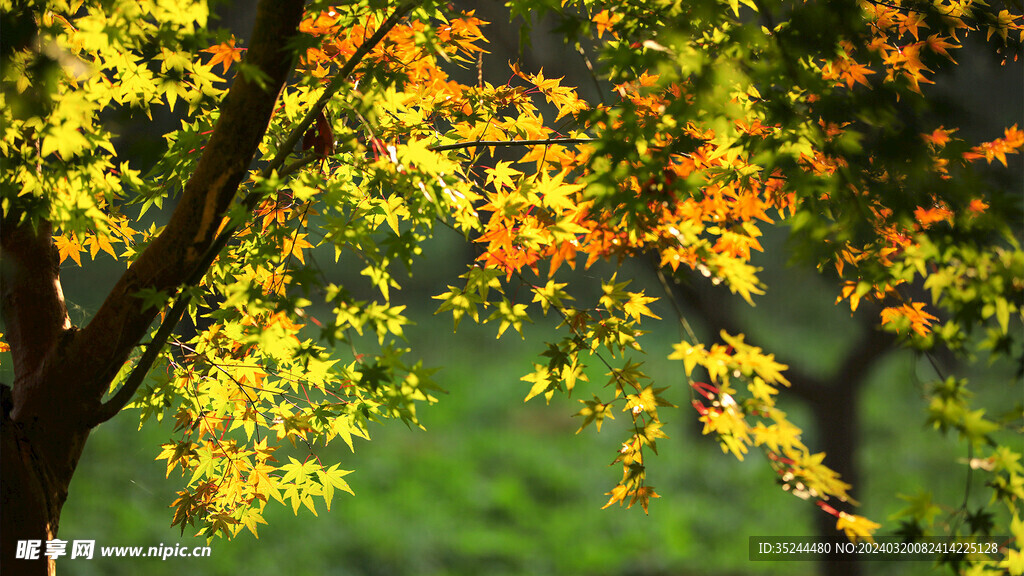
[2,0,1022,573]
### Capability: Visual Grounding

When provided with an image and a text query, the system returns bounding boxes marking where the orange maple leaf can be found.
[202,37,244,74]
[880,302,939,337]
[628,485,660,513]
[1003,124,1024,148]
[967,198,989,215]
[922,126,955,147]
[898,11,928,41]
[593,10,622,39]
[966,126,1024,167]
[547,240,579,277]
[83,233,118,260]
[924,34,958,63]
[281,233,315,265]
[913,204,953,228]
[837,59,875,88]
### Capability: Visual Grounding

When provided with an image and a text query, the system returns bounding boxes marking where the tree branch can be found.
[264,1,421,178]
[9,0,308,426]
[430,137,595,152]
[88,297,188,426]
[90,2,423,425]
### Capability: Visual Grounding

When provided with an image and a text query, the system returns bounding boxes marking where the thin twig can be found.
[430,137,596,152]
[651,258,700,345]
[575,42,608,107]
[263,1,421,178]
[278,153,323,180]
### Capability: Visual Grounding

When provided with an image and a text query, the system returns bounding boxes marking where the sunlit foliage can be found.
[2,0,1021,572]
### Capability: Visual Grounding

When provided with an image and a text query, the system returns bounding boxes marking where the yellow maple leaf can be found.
[84,233,118,260]
[601,483,630,509]
[751,421,805,453]
[836,512,881,543]
[795,451,855,502]
[987,10,1014,42]
[281,233,315,264]
[54,233,84,266]
[623,291,661,322]
[484,161,522,191]
[536,170,583,212]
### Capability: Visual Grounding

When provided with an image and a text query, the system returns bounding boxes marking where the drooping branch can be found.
[658,267,893,401]
[858,0,1016,28]
[655,264,897,576]
[6,0,308,426]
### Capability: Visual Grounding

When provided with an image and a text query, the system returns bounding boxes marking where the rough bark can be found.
[0,1,306,573]
[1,217,92,576]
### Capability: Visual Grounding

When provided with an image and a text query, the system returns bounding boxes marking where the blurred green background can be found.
[50,225,1017,576]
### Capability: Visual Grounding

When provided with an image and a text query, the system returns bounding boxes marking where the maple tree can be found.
[1,0,1022,575]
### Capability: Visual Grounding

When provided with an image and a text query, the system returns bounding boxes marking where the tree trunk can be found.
[809,376,862,576]
[2,385,90,576]
[789,327,893,576]
[0,215,88,576]
[0,1,306,573]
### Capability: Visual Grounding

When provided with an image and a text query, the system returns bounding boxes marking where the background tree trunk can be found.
[665,269,894,576]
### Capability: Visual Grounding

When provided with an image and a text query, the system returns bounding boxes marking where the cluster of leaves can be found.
[2,0,1022,572]
[673,334,864,511]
